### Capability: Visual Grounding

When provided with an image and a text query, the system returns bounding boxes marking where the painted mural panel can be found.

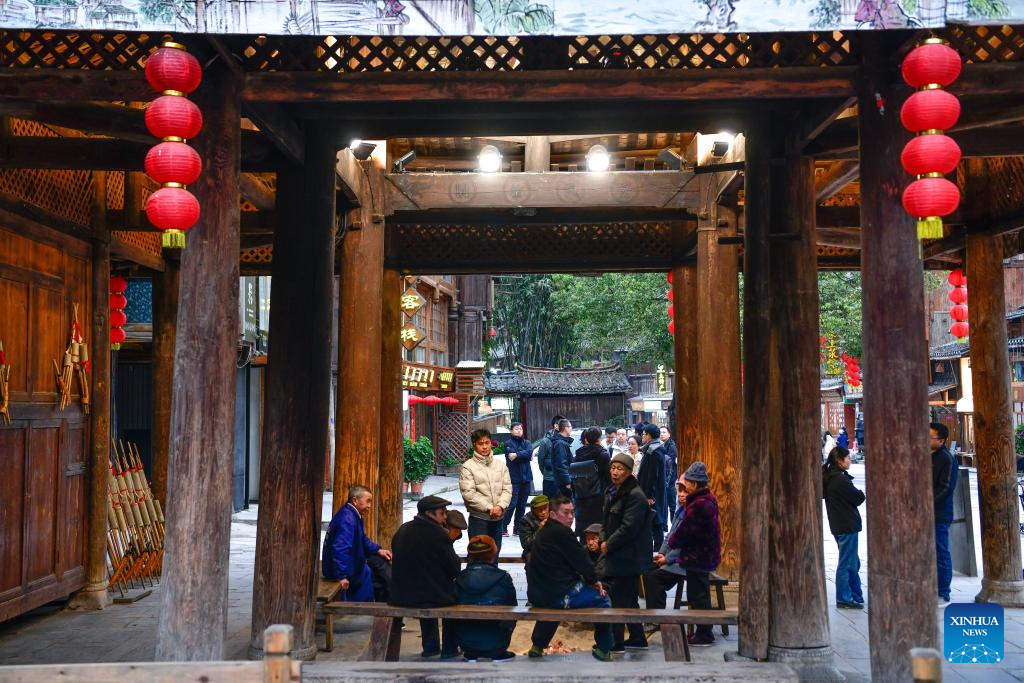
[0,0,1020,36]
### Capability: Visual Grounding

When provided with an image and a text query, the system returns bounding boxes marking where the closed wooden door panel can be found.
[0,277,29,398]
[58,424,86,577]
[0,227,63,278]
[29,287,63,400]
[24,425,59,586]
[0,428,26,599]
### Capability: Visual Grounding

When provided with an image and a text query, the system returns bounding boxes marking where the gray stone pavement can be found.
[0,466,1022,682]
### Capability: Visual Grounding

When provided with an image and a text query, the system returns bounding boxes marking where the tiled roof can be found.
[485,364,632,396]
[930,340,970,359]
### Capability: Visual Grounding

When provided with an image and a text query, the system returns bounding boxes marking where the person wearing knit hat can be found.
[518,495,549,562]
[610,450,634,471]
[454,535,517,662]
[665,462,721,647]
[445,509,468,543]
[583,523,606,579]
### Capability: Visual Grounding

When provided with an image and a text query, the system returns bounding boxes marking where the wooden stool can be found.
[672,572,730,636]
[317,579,344,651]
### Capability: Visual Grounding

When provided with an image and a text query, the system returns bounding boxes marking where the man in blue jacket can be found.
[501,422,534,536]
[930,422,959,603]
[322,485,392,601]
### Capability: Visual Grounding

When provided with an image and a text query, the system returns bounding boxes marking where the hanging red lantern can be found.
[949,286,968,305]
[667,271,673,285]
[667,320,675,335]
[109,276,127,293]
[407,395,421,405]
[110,277,127,351]
[900,134,961,176]
[145,42,202,94]
[146,96,203,141]
[488,327,497,338]
[145,141,202,185]
[900,89,961,133]
[145,186,200,249]
[667,288,674,302]
[902,176,960,239]
[949,304,968,322]
[109,293,127,310]
[947,268,966,287]
[110,310,128,327]
[110,327,126,345]
[950,321,969,341]
[667,304,674,319]
[901,39,962,88]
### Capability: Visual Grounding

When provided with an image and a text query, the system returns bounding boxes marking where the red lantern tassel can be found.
[162,229,186,249]
[917,217,944,240]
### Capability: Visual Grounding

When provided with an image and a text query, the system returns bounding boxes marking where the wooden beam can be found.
[390,207,696,224]
[812,123,1024,160]
[238,174,275,211]
[110,234,165,272]
[816,227,860,249]
[0,70,149,101]
[793,96,856,150]
[0,100,152,143]
[816,205,861,228]
[378,267,404,543]
[814,160,859,202]
[386,170,698,212]
[111,208,275,235]
[0,188,93,242]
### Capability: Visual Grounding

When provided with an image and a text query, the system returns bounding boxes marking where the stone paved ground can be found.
[0,466,1022,681]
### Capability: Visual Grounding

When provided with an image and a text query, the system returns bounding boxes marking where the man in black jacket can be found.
[930,422,959,603]
[391,495,461,658]
[550,419,575,498]
[637,424,667,549]
[572,426,611,543]
[602,451,653,652]
[526,496,614,662]
[501,422,534,536]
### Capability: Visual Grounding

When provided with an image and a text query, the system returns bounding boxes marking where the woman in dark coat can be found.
[572,426,611,543]
[601,451,653,651]
[822,446,865,609]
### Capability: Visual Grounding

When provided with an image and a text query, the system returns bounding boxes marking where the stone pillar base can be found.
[768,645,844,682]
[724,650,760,663]
[975,578,1024,607]
[67,585,112,611]
[247,642,318,662]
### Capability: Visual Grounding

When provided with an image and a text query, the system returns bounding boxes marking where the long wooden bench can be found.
[316,579,345,652]
[671,572,731,636]
[323,601,738,663]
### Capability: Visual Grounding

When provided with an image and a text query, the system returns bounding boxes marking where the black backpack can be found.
[570,459,602,500]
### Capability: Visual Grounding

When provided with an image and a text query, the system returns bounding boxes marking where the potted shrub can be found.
[403,436,435,499]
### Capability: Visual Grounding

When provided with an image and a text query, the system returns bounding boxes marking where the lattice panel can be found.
[436,409,469,466]
[984,157,1024,218]
[0,31,164,69]
[241,246,273,264]
[112,230,161,255]
[0,118,93,226]
[820,192,860,207]
[942,24,1024,64]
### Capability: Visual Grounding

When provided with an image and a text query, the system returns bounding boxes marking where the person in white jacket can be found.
[460,428,513,554]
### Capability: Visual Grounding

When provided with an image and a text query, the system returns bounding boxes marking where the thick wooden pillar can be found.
[250,123,337,660]
[150,257,178,506]
[968,229,1024,606]
[766,150,839,679]
[695,180,742,580]
[378,268,403,544]
[737,119,771,661]
[334,153,386,536]
[69,172,112,611]
[155,60,241,662]
[671,263,698,470]
[858,34,938,681]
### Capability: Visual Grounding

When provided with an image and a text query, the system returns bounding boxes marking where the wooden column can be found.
[765,150,839,679]
[525,136,550,172]
[250,123,337,660]
[737,118,771,661]
[694,179,742,580]
[69,172,112,610]
[378,267,403,544]
[155,60,241,662]
[858,34,938,681]
[150,258,178,506]
[334,154,386,536]
[968,229,1024,606]
[671,263,698,471]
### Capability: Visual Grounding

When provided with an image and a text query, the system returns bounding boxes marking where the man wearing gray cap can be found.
[391,495,462,658]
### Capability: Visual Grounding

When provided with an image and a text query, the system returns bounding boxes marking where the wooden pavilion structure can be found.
[1,22,1024,682]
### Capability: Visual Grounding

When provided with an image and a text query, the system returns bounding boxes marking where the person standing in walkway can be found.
[501,422,534,536]
[626,435,641,474]
[454,535,518,662]
[666,462,721,647]
[601,451,652,652]
[571,426,611,543]
[659,426,678,522]
[322,485,393,601]
[603,427,618,450]
[611,428,630,456]
[637,424,667,550]
[536,415,565,498]
[391,495,462,659]
[822,446,865,609]
[461,428,513,553]
[930,421,959,603]
[526,496,614,662]
[550,418,575,499]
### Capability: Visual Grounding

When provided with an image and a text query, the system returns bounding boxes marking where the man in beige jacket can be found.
[460,428,513,553]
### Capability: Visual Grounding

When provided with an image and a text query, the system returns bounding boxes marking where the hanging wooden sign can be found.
[400,287,426,318]
[402,362,455,392]
[400,323,425,351]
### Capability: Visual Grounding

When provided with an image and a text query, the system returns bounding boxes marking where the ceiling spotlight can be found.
[478,144,502,173]
[586,144,610,172]
[658,148,682,170]
[392,150,416,173]
[350,139,377,161]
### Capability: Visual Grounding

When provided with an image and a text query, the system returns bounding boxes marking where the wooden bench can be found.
[323,601,738,663]
[317,578,345,652]
[672,572,731,636]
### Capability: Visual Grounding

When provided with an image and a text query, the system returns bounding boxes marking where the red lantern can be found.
[146,96,203,141]
[109,275,128,293]
[145,43,202,95]
[667,271,673,285]
[900,134,961,176]
[407,395,421,405]
[667,304,674,319]
[110,310,128,327]
[848,372,861,383]
[667,288,674,302]
[145,141,202,185]
[110,277,127,350]
[110,327,126,345]
[950,321,969,340]
[948,268,966,287]
[949,304,968,322]
[109,293,127,309]
[145,186,200,249]
[900,89,961,133]
[488,327,497,338]
[667,320,675,335]
[424,395,440,406]
[949,287,968,305]
[448,397,459,406]
[902,177,960,239]
[902,40,962,88]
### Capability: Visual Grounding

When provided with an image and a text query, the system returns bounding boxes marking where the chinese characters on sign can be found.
[402,362,455,391]
[825,334,841,376]
[400,287,426,317]
[400,323,424,351]
[656,364,667,394]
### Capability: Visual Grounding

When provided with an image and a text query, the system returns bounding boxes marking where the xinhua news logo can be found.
[944,603,1004,664]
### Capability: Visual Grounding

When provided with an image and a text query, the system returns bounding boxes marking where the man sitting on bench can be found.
[322,485,393,601]
[526,495,614,662]
[454,535,517,662]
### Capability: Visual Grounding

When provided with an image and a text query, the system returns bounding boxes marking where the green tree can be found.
[818,272,862,357]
